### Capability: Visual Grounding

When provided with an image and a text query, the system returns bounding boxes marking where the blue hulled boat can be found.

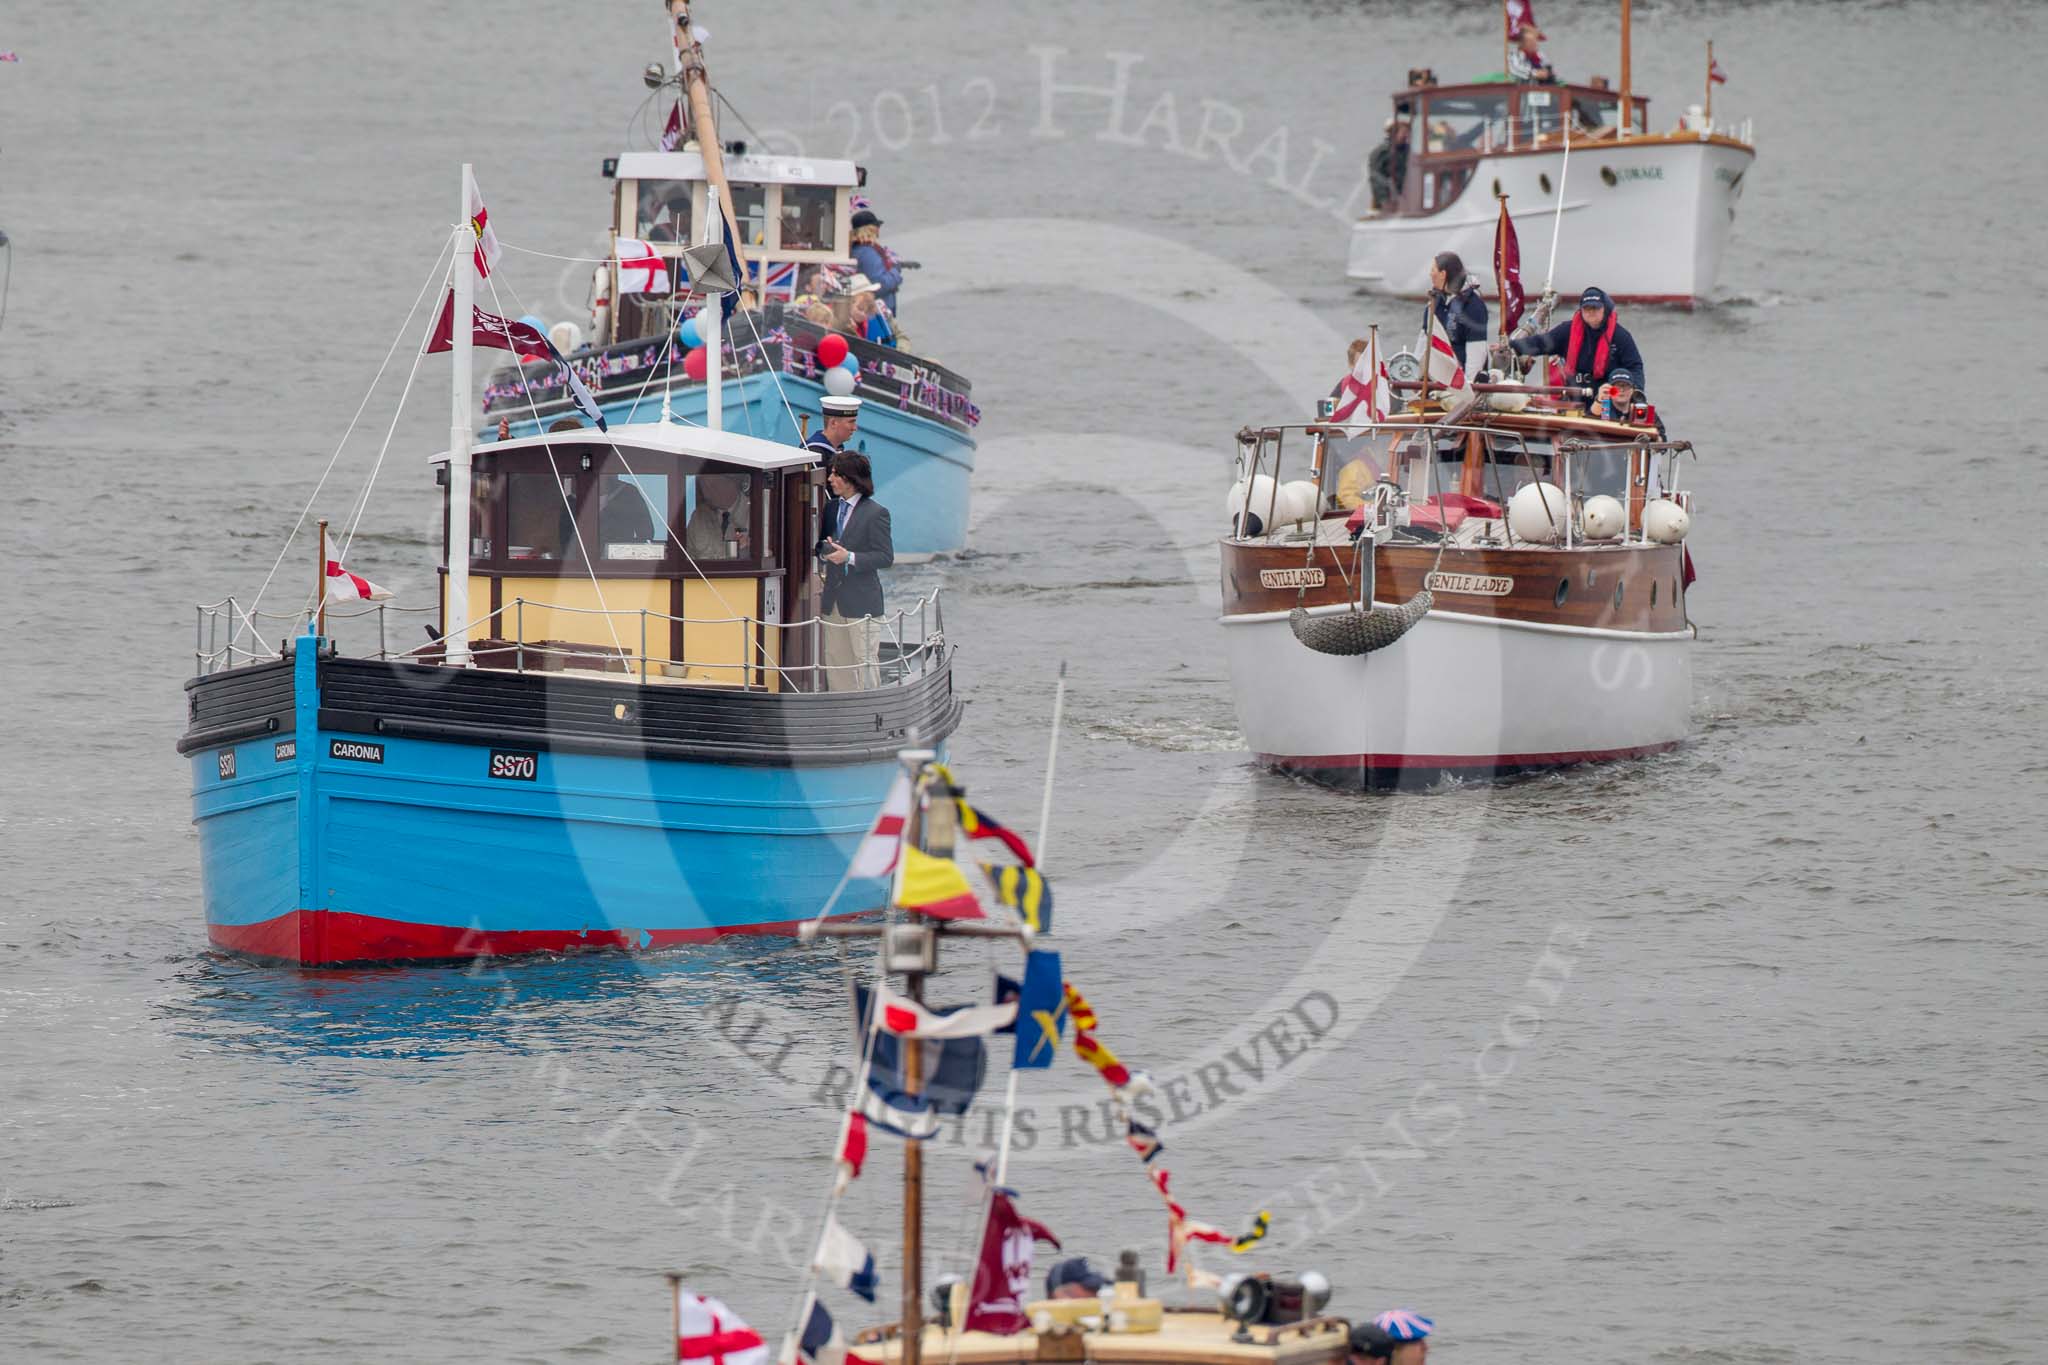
[481,146,979,560]
[182,419,960,966]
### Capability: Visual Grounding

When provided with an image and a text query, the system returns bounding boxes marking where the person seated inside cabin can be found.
[683,473,752,560]
[1045,1258,1109,1301]
[1368,114,1412,212]
[1334,435,1389,512]
[507,471,574,561]
[643,188,693,243]
[1508,24,1558,84]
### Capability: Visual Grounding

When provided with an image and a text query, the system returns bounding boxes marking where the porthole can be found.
[1600,166,1618,187]
[1539,172,1553,195]
[1650,580,1659,606]
[1613,580,1625,610]
[1554,578,1570,607]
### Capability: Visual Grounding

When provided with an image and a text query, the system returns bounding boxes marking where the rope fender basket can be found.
[1289,589,1433,655]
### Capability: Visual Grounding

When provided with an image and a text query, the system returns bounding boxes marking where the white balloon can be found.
[1643,498,1691,544]
[823,364,857,397]
[548,320,584,356]
[1507,482,1569,544]
[1581,494,1626,541]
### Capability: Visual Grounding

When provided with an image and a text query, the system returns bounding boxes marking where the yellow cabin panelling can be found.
[441,575,496,643]
[497,577,669,655]
[679,578,757,686]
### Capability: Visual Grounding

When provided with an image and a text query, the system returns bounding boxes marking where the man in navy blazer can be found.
[817,450,893,690]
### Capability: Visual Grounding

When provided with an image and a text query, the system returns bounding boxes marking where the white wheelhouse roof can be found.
[431,421,819,472]
[613,150,859,187]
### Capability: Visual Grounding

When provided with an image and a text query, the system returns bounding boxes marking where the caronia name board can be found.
[1425,572,1513,597]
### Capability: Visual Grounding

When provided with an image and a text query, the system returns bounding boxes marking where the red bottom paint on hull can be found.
[208,909,836,967]
[1258,741,1681,788]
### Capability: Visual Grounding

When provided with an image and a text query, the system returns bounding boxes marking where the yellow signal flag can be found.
[895,846,985,920]
[982,862,1054,933]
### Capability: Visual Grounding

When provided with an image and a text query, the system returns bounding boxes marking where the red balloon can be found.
[816,333,850,369]
[683,347,708,381]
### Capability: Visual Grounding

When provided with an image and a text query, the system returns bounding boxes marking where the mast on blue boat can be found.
[446,163,477,666]
[672,0,748,434]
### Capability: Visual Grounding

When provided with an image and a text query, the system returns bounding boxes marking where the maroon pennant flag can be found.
[1493,196,1525,335]
[425,289,551,359]
[661,100,687,152]
[963,1191,1060,1336]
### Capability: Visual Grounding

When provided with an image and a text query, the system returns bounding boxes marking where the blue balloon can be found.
[838,355,860,374]
[519,314,545,333]
[679,316,702,348]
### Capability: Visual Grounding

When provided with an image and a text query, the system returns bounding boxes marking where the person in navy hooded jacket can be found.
[1500,285,1646,393]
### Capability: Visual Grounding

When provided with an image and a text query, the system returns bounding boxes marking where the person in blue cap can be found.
[1372,1309,1434,1364]
[1346,1320,1395,1363]
[1045,1257,1109,1299]
[1496,285,1646,395]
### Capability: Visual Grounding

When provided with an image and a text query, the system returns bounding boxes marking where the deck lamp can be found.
[643,62,667,89]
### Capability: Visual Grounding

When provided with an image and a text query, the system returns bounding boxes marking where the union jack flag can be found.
[749,259,799,300]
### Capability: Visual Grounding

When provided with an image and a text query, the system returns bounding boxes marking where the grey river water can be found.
[3,2,2045,1361]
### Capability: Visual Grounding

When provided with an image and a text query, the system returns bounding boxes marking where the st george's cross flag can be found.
[813,1215,880,1303]
[466,172,502,280]
[325,561,392,602]
[1330,347,1390,423]
[1422,312,1468,391]
[846,771,912,879]
[615,237,672,296]
[675,1289,772,1365]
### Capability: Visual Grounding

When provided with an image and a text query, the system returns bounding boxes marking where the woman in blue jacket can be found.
[849,210,903,318]
[1430,252,1490,369]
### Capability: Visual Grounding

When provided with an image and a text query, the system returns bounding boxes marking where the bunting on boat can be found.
[982,863,1052,933]
[813,1215,879,1304]
[895,845,985,920]
[846,772,911,879]
[957,802,1034,866]
[784,1296,877,1365]
[1010,949,1066,1070]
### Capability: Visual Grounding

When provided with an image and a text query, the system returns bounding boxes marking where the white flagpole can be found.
[1542,134,1572,302]
[701,186,725,434]
[447,163,476,667]
[993,660,1068,1188]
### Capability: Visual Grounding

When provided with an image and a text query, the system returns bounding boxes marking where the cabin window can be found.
[730,184,769,250]
[1572,446,1630,499]
[779,185,836,252]
[1422,93,1510,154]
[681,472,756,561]
[1521,89,1562,139]
[506,471,575,561]
[1484,436,1555,502]
[597,473,671,560]
[636,181,693,243]
[1571,94,1621,135]
[468,469,501,560]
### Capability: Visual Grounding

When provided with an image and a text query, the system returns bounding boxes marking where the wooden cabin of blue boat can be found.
[602,149,862,347]
[432,419,879,691]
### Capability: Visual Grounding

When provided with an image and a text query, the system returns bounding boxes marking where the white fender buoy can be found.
[1581,494,1626,541]
[1226,474,1280,535]
[1272,479,1321,528]
[1508,482,1569,544]
[1644,498,1691,544]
